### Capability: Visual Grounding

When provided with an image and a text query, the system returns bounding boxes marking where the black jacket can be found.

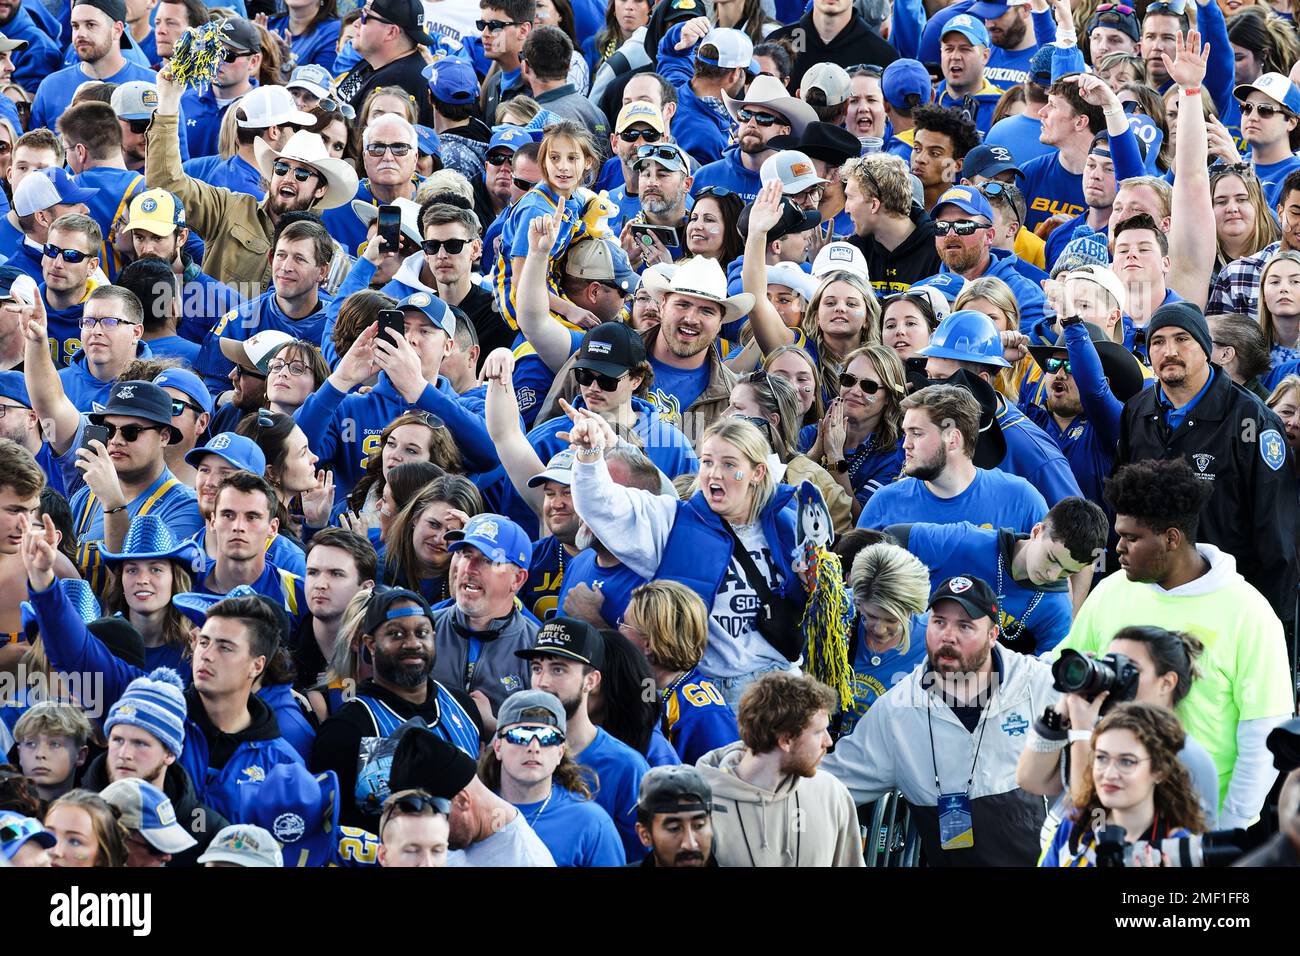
[769,13,898,92]
[1117,367,1300,620]
[337,52,436,127]
[849,204,941,296]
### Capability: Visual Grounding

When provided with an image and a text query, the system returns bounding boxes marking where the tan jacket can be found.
[145,114,275,293]
[535,325,737,445]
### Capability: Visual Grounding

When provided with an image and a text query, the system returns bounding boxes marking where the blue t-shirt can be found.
[660,666,740,766]
[555,550,646,630]
[1020,152,1086,231]
[146,334,200,365]
[269,15,341,72]
[646,358,709,430]
[31,60,160,138]
[512,785,624,868]
[857,467,1049,533]
[841,613,928,736]
[1255,155,1300,209]
[192,558,307,632]
[575,726,650,863]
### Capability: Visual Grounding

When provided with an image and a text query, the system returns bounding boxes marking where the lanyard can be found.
[926,677,993,797]
[465,637,482,688]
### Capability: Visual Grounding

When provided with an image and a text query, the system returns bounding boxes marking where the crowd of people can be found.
[0,0,1299,871]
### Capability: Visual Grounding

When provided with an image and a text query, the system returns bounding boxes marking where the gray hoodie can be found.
[431,605,538,715]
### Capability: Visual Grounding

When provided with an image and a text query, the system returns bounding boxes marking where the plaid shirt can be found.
[1207,241,1280,319]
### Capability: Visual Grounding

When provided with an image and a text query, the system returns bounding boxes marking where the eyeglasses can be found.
[696,186,737,199]
[476,18,522,31]
[125,117,152,135]
[273,160,318,182]
[1044,356,1072,376]
[379,792,452,833]
[1093,752,1151,774]
[317,97,356,121]
[618,127,662,143]
[737,108,784,127]
[267,359,312,377]
[232,366,267,381]
[0,403,26,418]
[486,152,513,166]
[365,141,414,157]
[574,367,625,391]
[171,398,205,417]
[360,7,396,25]
[420,237,469,256]
[838,371,882,394]
[97,422,166,442]
[79,315,139,330]
[498,725,566,747]
[1238,101,1293,120]
[43,243,92,263]
[1094,2,1135,13]
[932,219,984,237]
[513,177,538,191]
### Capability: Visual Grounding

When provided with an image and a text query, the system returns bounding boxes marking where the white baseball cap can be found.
[237,85,316,130]
[1068,264,1128,314]
[760,150,828,194]
[698,27,757,72]
[801,63,852,106]
[812,241,870,283]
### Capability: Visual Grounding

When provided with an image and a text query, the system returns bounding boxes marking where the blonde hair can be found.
[955,275,1020,331]
[800,271,881,390]
[320,586,375,692]
[1266,372,1300,410]
[1212,170,1280,268]
[849,543,930,655]
[626,581,709,673]
[840,344,907,450]
[1258,250,1300,351]
[693,418,776,525]
[414,169,475,207]
[496,94,542,125]
[46,790,128,868]
[843,153,912,216]
[216,102,241,160]
[13,700,93,748]
[539,120,599,190]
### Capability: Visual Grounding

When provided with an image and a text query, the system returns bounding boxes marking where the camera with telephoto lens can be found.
[1051,650,1141,715]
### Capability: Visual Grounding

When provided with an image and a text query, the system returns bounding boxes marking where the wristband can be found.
[103,505,127,515]
[1027,728,1069,753]
[1068,729,1093,743]
[1181,86,1201,96]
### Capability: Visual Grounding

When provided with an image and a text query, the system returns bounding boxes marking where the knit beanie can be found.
[1051,225,1110,278]
[104,667,187,758]
[1147,300,1213,359]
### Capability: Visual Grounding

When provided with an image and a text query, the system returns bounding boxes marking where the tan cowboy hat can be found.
[254,131,359,211]
[641,255,755,324]
[722,75,819,137]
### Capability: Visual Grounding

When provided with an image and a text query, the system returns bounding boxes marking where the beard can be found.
[778,750,821,779]
[78,36,113,63]
[905,445,948,481]
[641,192,676,216]
[373,645,433,689]
[557,688,583,719]
[939,242,984,274]
[738,131,770,155]
[1046,386,1083,419]
[996,16,1026,48]
[928,641,991,678]
[269,188,317,217]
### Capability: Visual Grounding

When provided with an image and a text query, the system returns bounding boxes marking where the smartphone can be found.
[378,309,406,344]
[377,204,402,252]
[81,424,110,453]
[630,223,680,249]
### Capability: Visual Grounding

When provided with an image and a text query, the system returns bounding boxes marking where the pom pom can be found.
[169,20,227,93]
[145,666,185,690]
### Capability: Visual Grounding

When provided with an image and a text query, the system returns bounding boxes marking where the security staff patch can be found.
[1261,429,1286,471]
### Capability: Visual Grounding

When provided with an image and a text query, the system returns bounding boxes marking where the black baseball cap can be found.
[928,575,998,622]
[572,323,646,378]
[219,16,260,54]
[516,616,605,669]
[89,380,185,444]
[368,0,436,46]
[637,765,713,814]
[770,122,861,166]
[738,196,821,242]
[361,586,434,636]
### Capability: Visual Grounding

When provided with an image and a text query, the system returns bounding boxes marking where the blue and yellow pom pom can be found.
[798,543,855,711]
[169,20,226,92]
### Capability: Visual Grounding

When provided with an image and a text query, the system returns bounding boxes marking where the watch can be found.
[833,459,850,474]
[1059,314,1084,328]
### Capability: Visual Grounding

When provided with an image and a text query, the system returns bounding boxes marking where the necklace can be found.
[996,551,1044,644]
[845,433,880,478]
[528,789,554,828]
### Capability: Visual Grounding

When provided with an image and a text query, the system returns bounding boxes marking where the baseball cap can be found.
[1234,72,1300,116]
[445,513,533,568]
[219,16,260,53]
[488,124,531,156]
[100,778,197,855]
[154,367,213,417]
[361,586,435,637]
[911,271,967,302]
[74,0,125,23]
[0,812,56,862]
[497,689,567,735]
[812,241,869,282]
[89,380,183,443]
[566,238,638,294]
[697,27,757,71]
[886,283,953,322]
[969,0,1012,17]
[801,62,851,106]
[516,615,606,669]
[760,149,828,194]
[962,144,1022,182]
[527,448,576,488]
[637,765,712,814]
[1028,46,1054,86]
[0,32,27,55]
[882,58,933,109]
[632,142,689,173]
[0,267,36,305]
[928,574,998,622]
[184,432,267,472]
[933,185,995,223]
[423,57,479,104]
[220,328,296,374]
[616,100,665,134]
[414,124,439,156]
[770,122,860,166]
[388,727,476,799]
[13,166,98,218]
[111,80,158,121]
[0,370,30,408]
[942,14,991,47]
[1064,263,1128,314]
[197,824,284,867]
[124,188,185,236]
[368,0,436,45]
[572,321,647,378]
[287,64,333,100]
[396,291,456,337]
[738,196,821,242]
[1088,5,1140,41]
[237,84,316,129]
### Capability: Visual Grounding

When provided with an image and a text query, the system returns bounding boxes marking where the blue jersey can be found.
[858,466,1048,533]
[510,340,560,430]
[1256,155,1300,209]
[72,166,146,280]
[894,522,1072,654]
[995,401,1082,506]
[193,558,307,632]
[512,785,625,867]
[41,287,89,370]
[145,334,201,366]
[270,15,341,72]
[606,183,640,236]
[523,536,568,621]
[493,183,586,332]
[1020,152,1086,231]
[554,550,646,630]
[181,82,253,160]
[31,61,162,140]
[194,289,331,396]
[840,434,906,506]
[689,148,762,203]
[840,612,928,736]
[574,726,650,863]
[187,526,307,579]
[646,358,709,430]
[528,396,698,481]
[660,666,739,766]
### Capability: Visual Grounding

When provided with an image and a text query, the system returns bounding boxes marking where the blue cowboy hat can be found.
[237,765,341,868]
[98,514,204,571]
[171,584,259,628]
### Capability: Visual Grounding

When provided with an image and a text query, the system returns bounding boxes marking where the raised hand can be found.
[301,470,335,529]
[1161,30,1209,90]
[334,322,380,389]
[481,347,516,388]
[20,513,59,590]
[1067,73,1120,109]
[674,16,712,49]
[747,179,787,237]
[527,205,562,255]
[374,325,426,402]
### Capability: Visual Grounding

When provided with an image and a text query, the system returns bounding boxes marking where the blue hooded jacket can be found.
[690,147,763,203]
[929,247,1049,334]
[2,5,62,93]
[58,339,155,413]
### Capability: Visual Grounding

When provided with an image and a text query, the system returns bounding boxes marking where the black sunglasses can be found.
[574,367,625,390]
[360,7,396,24]
[1044,356,1072,375]
[513,177,537,191]
[847,63,884,78]
[933,219,984,237]
[220,46,251,63]
[422,237,468,255]
[838,371,882,394]
[696,186,737,199]
[486,152,513,166]
[273,160,317,182]
[737,107,784,127]
[43,242,92,262]
[98,422,167,442]
[618,128,662,143]
[126,117,152,135]
[476,17,522,31]
[171,398,205,417]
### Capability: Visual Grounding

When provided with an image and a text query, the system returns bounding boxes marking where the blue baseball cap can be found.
[237,764,341,868]
[154,367,214,417]
[184,431,267,472]
[414,124,440,156]
[423,57,479,105]
[962,143,1023,181]
[0,812,56,862]
[1029,46,1054,86]
[445,513,533,568]
[942,14,991,47]
[287,63,333,100]
[0,370,31,408]
[100,778,197,855]
[882,58,932,110]
[969,0,1011,18]
[911,272,968,302]
[396,291,456,337]
[488,124,530,155]
[933,185,995,223]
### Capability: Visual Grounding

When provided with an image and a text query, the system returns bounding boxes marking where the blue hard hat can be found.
[918,308,1011,368]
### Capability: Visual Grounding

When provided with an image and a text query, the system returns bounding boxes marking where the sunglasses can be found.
[379,792,452,833]
[1044,356,1072,375]
[273,160,317,182]
[847,63,884,78]
[486,152,513,166]
[97,422,167,442]
[635,144,683,163]
[933,219,984,237]
[838,371,882,394]
[421,237,468,255]
[696,186,737,199]
[360,7,396,24]
[574,367,625,391]
[220,46,252,63]
[499,725,565,747]
[317,97,356,121]
[1145,0,1186,13]
[267,359,312,377]
[1210,160,1255,179]
[618,128,662,143]
[44,242,92,263]
[737,107,784,127]
[1238,101,1293,120]
[513,177,538,191]
[125,118,152,135]
[476,17,522,31]
[1094,2,1135,13]
[80,315,138,330]
[171,398,205,417]
[365,141,414,157]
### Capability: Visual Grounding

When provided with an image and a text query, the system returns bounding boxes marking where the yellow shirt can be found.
[1014,227,1046,271]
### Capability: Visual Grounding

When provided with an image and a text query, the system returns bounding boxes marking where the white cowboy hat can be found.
[254,131,360,211]
[722,75,819,138]
[641,255,755,324]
